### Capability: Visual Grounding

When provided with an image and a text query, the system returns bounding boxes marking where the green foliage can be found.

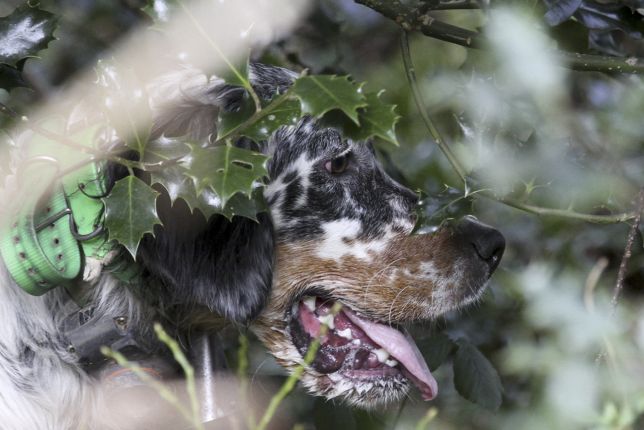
[417,332,456,372]
[292,75,367,124]
[344,90,400,145]
[103,175,162,258]
[452,341,504,411]
[183,143,269,207]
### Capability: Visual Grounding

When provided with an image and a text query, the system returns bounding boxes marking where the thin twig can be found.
[237,332,256,430]
[495,197,638,224]
[154,323,203,430]
[400,31,468,186]
[611,189,644,311]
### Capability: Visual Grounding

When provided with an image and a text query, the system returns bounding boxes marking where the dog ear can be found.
[135,65,286,324]
[137,193,274,324]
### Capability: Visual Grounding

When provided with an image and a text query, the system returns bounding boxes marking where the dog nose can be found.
[455,215,505,272]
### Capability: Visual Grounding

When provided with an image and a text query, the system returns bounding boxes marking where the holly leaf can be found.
[292,75,367,125]
[222,54,251,90]
[184,143,269,207]
[221,188,267,221]
[95,59,152,157]
[453,341,503,411]
[218,92,301,142]
[243,99,300,142]
[345,90,399,145]
[146,137,191,198]
[147,137,266,220]
[217,93,256,140]
[0,5,57,67]
[0,62,28,91]
[103,176,162,259]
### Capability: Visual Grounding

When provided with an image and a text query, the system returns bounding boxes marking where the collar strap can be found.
[0,125,136,296]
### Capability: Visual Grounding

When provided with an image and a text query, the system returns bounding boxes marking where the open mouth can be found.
[289,296,437,401]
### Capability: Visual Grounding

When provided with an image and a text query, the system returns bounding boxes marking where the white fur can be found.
[315,218,389,262]
[0,252,148,429]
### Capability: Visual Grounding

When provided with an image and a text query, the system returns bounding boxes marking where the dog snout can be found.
[455,215,505,273]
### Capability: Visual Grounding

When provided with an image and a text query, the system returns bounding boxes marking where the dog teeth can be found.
[291,302,299,316]
[303,296,316,311]
[385,359,398,367]
[374,348,390,363]
[337,328,353,340]
[352,339,361,346]
[318,314,335,329]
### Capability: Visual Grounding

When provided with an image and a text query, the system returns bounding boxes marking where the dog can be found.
[0,63,504,428]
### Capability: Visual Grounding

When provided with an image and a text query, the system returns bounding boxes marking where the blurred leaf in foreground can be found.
[103,176,162,258]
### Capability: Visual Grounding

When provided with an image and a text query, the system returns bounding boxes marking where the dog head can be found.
[143,63,504,407]
[246,65,505,408]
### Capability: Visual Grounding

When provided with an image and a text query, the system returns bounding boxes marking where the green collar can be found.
[0,125,138,296]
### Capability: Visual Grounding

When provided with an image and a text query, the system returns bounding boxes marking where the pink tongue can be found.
[344,309,437,401]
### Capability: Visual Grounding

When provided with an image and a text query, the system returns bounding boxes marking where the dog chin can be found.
[305,368,410,409]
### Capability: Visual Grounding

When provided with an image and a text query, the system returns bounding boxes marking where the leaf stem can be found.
[217,87,295,142]
[175,0,262,112]
[611,189,644,309]
[154,323,203,430]
[400,31,468,187]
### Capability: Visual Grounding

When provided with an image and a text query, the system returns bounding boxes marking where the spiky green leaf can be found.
[345,90,400,145]
[0,6,57,67]
[146,137,266,221]
[184,143,269,207]
[243,99,301,142]
[217,93,256,140]
[453,341,504,411]
[292,75,367,125]
[103,176,162,258]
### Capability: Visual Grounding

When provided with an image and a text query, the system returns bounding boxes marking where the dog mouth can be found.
[288,296,437,401]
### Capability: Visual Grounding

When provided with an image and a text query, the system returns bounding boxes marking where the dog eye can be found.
[324,154,350,174]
